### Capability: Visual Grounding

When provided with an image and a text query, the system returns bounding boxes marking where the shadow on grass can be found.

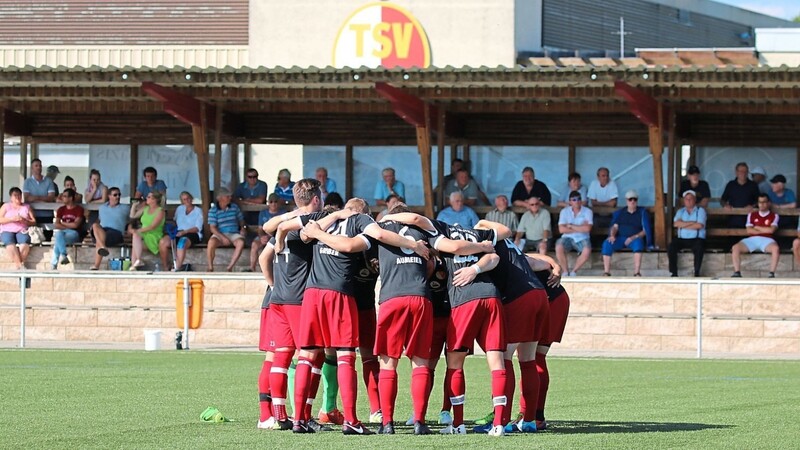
[547,420,734,434]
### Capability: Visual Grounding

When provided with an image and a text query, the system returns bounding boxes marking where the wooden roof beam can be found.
[614,81,664,127]
[2,109,32,136]
[141,82,243,137]
[374,82,462,138]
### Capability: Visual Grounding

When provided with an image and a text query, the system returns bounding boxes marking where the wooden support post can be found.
[417,105,434,218]
[129,144,139,198]
[30,142,39,162]
[436,109,446,212]
[345,145,353,200]
[19,136,27,187]
[568,145,576,176]
[231,142,243,188]
[463,145,470,169]
[214,106,224,193]
[649,105,667,249]
[450,144,458,162]
[243,139,252,174]
[666,111,676,240]
[0,110,4,202]
[192,104,211,226]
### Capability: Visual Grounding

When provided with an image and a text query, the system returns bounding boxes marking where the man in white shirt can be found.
[587,167,618,207]
[555,190,593,276]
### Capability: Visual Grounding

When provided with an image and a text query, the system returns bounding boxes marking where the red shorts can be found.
[373,296,433,360]
[540,291,571,346]
[358,308,377,351]
[269,303,303,350]
[447,297,505,353]
[258,308,274,352]
[429,316,448,360]
[299,288,359,349]
[504,289,550,344]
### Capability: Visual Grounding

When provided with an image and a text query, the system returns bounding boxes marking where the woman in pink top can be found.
[0,187,36,269]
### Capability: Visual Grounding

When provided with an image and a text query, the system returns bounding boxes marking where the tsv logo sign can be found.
[333,2,431,68]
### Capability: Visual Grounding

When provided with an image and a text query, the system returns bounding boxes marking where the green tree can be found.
[794,13,800,22]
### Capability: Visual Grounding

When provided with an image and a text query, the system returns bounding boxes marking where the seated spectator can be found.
[128,191,166,271]
[249,193,284,272]
[376,194,403,221]
[90,187,130,270]
[134,166,167,205]
[22,159,57,230]
[50,189,85,269]
[514,196,551,254]
[731,193,779,278]
[315,167,338,202]
[556,172,588,207]
[601,190,651,277]
[721,162,760,228]
[159,191,203,272]
[587,167,618,207]
[511,166,552,207]
[668,190,706,278]
[0,187,36,270]
[437,191,478,228]
[273,168,295,205]
[485,195,519,233]
[46,165,61,196]
[555,190,593,276]
[443,168,489,206]
[207,187,247,272]
[84,169,108,204]
[374,167,405,206]
[440,158,465,189]
[323,192,345,210]
[767,174,796,209]
[58,176,84,204]
[235,168,268,225]
[792,221,800,269]
[750,166,770,194]
[679,165,711,208]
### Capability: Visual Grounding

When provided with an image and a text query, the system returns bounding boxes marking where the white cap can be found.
[682,190,697,198]
[751,166,767,176]
[625,190,638,199]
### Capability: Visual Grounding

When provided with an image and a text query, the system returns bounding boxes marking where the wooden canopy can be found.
[2,64,800,245]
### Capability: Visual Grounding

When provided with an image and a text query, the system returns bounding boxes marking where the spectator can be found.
[22,158,57,229]
[0,187,36,270]
[601,190,651,277]
[440,158,465,188]
[668,190,706,278]
[731,193,779,278]
[444,169,489,206]
[436,191,478,228]
[556,172,588,207]
[376,193,403,221]
[514,196,551,254]
[485,195,519,232]
[767,174,796,209]
[511,166,552,207]
[792,222,800,270]
[249,193,284,272]
[160,191,203,272]
[84,169,108,204]
[374,167,405,206]
[60,176,84,204]
[315,167,338,202]
[46,165,61,196]
[323,192,345,210]
[587,167,618,207]
[50,189,85,269]
[207,187,247,272]
[721,162,759,228]
[90,187,130,270]
[273,168,295,205]
[134,166,167,205]
[235,168,269,225]
[679,165,711,208]
[555,190,593,276]
[128,191,165,271]
[750,166,770,194]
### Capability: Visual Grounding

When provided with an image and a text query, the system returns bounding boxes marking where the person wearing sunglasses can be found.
[555,191,593,276]
[601,190,651,277]
[90,187,131,270]
[235,168,269,226]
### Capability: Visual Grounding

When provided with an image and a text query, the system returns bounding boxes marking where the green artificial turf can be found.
[1,350,798,449]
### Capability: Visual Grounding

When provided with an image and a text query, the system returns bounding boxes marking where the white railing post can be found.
[183,277,190,350]
[696,281,703,359]
[19,275,27,348]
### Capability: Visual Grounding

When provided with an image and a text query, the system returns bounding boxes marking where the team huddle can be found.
[255,178,570,436]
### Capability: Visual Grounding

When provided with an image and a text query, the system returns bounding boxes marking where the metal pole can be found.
[619,17,625,57]
[183,277,190,350]
[19,275,27,348]
[696,281,703,359]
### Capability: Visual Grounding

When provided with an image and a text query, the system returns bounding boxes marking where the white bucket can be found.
[144,330,162,351]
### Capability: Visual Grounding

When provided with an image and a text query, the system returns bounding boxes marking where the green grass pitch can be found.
[1,350,798,449]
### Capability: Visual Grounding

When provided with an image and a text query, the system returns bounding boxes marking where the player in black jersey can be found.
[351,243,383,425]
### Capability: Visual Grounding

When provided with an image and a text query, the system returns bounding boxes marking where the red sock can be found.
[258,359,273,421]
[491,369,507,427]
[292,356,314,422]
[304,353,325,421]
[535,352,550,421]
[362,357,381,414]
[269,351,293,421]
[502,359,515,424]
[411,366,431,423]
[448,368,465,426]
[338,353,359,423]
[520,359,540,422]
[441,368,453,412]
[378,369,398,425]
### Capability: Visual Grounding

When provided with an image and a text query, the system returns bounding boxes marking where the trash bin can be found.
[176,279,204,329]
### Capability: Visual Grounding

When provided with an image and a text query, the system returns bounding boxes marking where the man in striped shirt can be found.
[485,195,519,235]
[207,187,247,272]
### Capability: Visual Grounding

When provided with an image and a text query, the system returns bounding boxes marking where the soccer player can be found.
[256,286,276,429]
[292,198,429,435]
[352,244,382,424]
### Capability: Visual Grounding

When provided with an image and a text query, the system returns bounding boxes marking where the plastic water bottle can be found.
[154,262,160,272]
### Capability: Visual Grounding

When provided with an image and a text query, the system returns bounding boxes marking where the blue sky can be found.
[714,0,799,20]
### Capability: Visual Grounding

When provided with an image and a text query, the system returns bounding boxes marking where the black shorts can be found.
[93,227,124,247]
[177,232,201,249]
